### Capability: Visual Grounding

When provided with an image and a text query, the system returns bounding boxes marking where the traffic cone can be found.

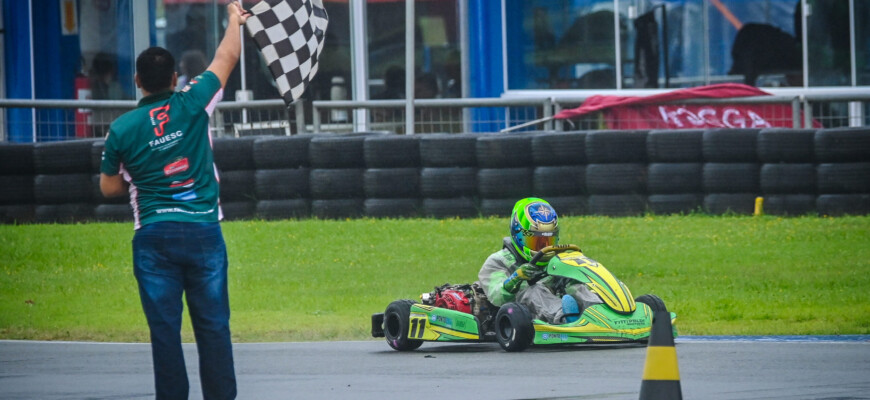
[639,309,682,400]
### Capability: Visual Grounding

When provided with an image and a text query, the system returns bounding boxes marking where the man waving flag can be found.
[244,0,329,105]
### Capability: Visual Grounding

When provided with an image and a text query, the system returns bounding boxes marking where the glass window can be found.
[806,0,851,86]
[858,0,870,86]
[366,0,462,100]
[505,0,620,90]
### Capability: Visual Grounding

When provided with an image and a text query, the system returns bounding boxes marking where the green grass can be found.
[1,215,868,342]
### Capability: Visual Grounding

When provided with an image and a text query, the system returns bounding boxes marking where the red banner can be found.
[554,83,816,129]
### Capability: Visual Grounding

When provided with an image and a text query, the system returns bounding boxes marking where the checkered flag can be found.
[244,0,328,105]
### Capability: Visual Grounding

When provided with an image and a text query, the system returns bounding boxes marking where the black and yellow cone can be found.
[639,309,682,400]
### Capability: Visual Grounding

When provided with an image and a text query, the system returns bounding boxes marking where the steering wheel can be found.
[527,244,581,285]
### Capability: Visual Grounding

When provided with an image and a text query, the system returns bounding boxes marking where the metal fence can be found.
[1,90,869,142]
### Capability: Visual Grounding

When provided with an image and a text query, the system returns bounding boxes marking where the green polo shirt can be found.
[101,71,223,229]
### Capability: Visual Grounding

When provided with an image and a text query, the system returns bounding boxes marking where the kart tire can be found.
[635,294,667,312]
[495,302,534,352]
[384,299,423,351]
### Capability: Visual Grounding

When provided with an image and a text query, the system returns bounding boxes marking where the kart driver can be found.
[477,197,601,324]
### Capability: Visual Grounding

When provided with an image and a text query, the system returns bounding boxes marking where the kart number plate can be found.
[409,313,428,339]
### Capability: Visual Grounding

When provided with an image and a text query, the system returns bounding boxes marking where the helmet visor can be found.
[525,230,558,252]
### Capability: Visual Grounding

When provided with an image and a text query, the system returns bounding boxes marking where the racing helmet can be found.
[510,197,559,265]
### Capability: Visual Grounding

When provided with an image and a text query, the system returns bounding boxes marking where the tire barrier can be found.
[476,133,535,168]
[420,167,477,198]
[702,128,759,162]
[703,163,760,193]
[419,134,477,167]
[34,139,99,174]
[647,129,704,162]
[310,168,365,199]
[309,134,372,169]
[364,198,421,218]
[256,199,310,220]
[363,135,421,168]
[817,163,870,194]
[255,168,310,200]
[544,195,588,216]
[648,194,703,215]
[531,131,587,166]
[586,164,647,195]
[363,168,420,198]
[478,168,532,198]
[253,134,314,169]
[760,164,816,194]
[422,197,478,219]
[533,165,586,196]
[586,130,648,163]
[758,128,815,163]
[0,143,36,175]
[213,137,257,171]
[647,163,703,194]
[763,194,816,216]
[814,127,870,162]
[2,127,870,224]
[311,198,364,219]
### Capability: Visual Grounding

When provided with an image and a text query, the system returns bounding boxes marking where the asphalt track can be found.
[1,336,869,400]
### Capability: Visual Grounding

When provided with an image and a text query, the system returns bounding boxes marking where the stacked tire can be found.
[419,134,479,218]
[585,130,648,216]
[308,133,373,219]
[33,140,100,223]
[646,129,704,215]
[253,135,314,220]
[758,128,817,216]
[814,127,870,215]
[214,136,258,220]
[477,132,536,217]
[363,134,422,218]
[0,143,36,224]
[702,129,760,214]
[531,131,588,216]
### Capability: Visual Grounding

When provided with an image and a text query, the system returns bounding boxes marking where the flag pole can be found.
[404,0,415,135]
[499,116,555,133]
[239,26,249,126]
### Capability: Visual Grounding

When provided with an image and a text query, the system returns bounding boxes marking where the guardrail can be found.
[1,89,868,141]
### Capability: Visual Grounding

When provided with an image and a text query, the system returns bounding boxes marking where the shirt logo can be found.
[170,178,195,188]
[149,105,170,137]
[164,157,189,176]
[172,190,198,201]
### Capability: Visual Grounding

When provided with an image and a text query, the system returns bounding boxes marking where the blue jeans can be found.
[133,222,236,400]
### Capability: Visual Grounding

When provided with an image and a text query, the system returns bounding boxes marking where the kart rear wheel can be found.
[383,299,423,351]
[635,294,667,312]
[495,302,534,352]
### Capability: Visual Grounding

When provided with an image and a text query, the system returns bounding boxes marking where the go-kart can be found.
[372,244,677,352]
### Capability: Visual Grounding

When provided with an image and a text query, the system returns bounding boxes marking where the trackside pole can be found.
[639,307,682,400]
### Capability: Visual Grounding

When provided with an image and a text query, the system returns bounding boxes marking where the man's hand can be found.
[228,1,251,26]
[503,263,545,293]
[515,263,544,280]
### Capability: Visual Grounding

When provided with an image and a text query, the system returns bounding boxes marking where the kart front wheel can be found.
[495,302,534,352]
[383,299,424,351]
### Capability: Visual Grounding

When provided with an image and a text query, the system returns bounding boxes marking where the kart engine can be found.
[421,283,495,323]
[433,289,471,313]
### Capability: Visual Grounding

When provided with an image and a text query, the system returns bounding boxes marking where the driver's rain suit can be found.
[476,238,601,324]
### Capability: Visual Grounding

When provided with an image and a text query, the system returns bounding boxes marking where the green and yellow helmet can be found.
[509,197,559,265]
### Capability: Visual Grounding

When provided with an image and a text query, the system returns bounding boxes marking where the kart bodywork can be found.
[372,245,677,352]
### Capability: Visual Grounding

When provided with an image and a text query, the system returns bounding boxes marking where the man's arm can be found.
[100,173,128,198]
[206,2,250,88]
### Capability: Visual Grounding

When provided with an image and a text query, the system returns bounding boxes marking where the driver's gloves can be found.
[503,263,544,293]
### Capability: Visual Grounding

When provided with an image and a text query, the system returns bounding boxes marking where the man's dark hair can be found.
[136,47,176,93]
